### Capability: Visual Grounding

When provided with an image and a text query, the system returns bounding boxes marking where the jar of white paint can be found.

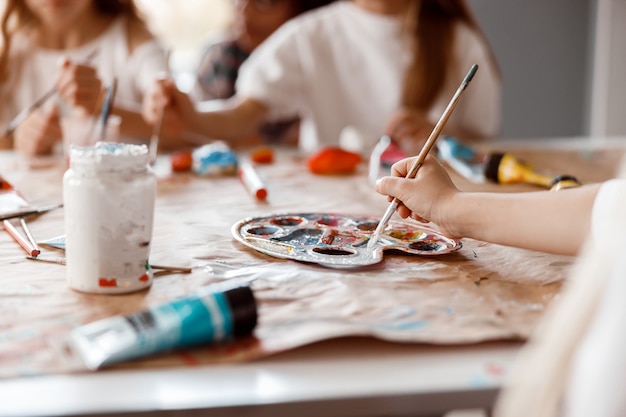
[63,142,156,294]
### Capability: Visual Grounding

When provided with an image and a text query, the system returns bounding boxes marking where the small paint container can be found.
[63,142,156,294]
[70,285,258,369]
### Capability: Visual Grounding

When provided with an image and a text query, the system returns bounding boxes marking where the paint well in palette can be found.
[357,222,378,232]
[232,213,461,268]
[316,215,341,227]
[388,230,427,241]
[271,216,303,227]
[409,239,443,251]
[312,247,355,256]
[247,226,279,236]
[272,228,322,246]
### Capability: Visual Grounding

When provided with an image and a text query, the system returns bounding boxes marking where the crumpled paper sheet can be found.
[0,143,621,377]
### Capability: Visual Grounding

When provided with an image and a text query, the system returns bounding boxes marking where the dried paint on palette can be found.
[232,213,461,268]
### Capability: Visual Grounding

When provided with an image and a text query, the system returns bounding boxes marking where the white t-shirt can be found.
[236,1,501,153]
[0,17,166,135]
[563,178,626,417]
[590,178,626,244]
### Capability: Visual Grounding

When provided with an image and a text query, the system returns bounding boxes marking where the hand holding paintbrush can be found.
[4,49,100,138]
[368,64,479,250]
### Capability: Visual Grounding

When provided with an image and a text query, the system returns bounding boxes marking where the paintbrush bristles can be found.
[367,64,479,250]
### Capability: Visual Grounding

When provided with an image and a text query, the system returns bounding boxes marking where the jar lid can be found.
[70,142,149,174]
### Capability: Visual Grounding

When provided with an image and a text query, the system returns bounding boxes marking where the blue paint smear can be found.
[380,320,428,331]
[468,374,491,388]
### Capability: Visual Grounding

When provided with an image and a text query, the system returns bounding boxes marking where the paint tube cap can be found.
[483,152,505,183]
[549,175,581,191]
[224,286,258,337]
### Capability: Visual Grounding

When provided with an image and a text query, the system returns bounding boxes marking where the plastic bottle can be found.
[63,142,156,294]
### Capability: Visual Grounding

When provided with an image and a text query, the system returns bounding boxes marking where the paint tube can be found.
[437,136,486,183]
[70,284,257,370]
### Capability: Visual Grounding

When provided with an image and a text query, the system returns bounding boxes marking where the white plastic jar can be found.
[63,142,156,294]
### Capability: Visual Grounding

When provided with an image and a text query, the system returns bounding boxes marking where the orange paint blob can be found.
[250,146,274,164]
[170,150,193,172]
[307,147,361,175]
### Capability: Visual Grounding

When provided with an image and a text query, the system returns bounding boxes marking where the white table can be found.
[0,338,518,417]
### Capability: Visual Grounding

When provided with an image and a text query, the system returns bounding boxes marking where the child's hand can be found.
[375,155,460,238]
[55,58,103,115]
[142,77,171,125]
[142,77,196,149]
[13,105,62,156]
[385,107,434,155]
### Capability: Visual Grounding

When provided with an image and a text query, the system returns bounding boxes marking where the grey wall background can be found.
[467,0,595,139]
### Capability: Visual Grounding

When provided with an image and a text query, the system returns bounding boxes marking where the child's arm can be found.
[142,78,268,149]
[375,155,601,256]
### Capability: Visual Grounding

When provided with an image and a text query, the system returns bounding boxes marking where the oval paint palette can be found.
[232,212,461,268]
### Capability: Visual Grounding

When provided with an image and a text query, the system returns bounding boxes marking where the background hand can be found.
[14,105,62,156]
[55,58,103,116]
[385,107,434,155]
[142,77,196,149]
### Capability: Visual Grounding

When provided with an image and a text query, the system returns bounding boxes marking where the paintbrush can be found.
[0,203,63,221]
[149,49,172,165]
[3,49,99,137]
[3,219,40,257]
[3,88,57,137]
[25,256,192,274]
[367,64,479,250]
[93,78,118,142]
[19,217,40,255]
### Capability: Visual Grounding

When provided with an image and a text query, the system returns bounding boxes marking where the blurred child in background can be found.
[144,0,501,154]
[0,0,167,156]
[192,0,336,146]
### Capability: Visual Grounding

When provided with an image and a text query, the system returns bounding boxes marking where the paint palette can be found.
[232,212,461,268]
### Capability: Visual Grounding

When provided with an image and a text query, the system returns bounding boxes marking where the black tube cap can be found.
[483,152,505,183]
[224,286,258,338]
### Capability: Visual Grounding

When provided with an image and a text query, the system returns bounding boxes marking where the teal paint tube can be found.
[70,285,257,370]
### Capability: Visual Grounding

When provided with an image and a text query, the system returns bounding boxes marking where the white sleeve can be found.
[590,179,626,245]
[235,21,304,121]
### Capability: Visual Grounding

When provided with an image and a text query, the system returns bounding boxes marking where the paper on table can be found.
[1,145,621,377]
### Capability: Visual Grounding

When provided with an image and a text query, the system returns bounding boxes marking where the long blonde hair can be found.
[0,0,142,83]
[402,0,498,111]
